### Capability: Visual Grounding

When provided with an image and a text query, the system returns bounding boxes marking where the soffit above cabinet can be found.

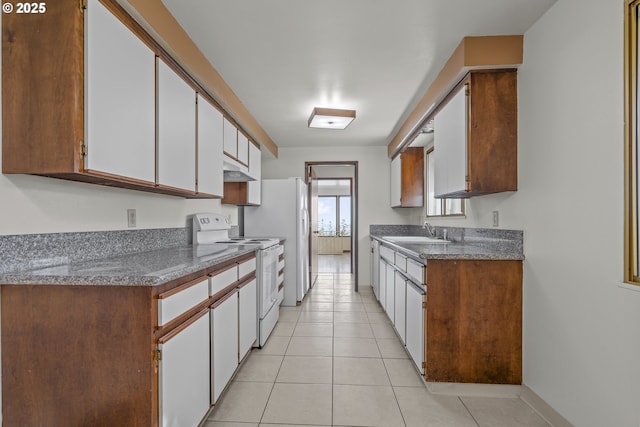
[120,0,279,158]
[120,0,552,152]
[388,35,523,157]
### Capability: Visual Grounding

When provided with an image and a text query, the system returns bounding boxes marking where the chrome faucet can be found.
[423,221,436,237]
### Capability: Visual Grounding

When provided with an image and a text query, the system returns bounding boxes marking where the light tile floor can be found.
[205,273,550,427]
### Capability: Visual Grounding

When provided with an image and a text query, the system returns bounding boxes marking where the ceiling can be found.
[160,0,555,152]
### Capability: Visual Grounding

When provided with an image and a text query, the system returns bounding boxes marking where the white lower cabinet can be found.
[378,259,387,307]
[159,311,210,427]
[406,282,425,374]
[211,291,239,404]
[385,263,395,322]
[238,278,257,361]
[394,271,407,345]
[378,243,426,376]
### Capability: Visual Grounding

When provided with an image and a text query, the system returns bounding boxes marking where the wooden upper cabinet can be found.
[237,132,250,166]
[223,118,238,159]
[222,141,261,206]
[85,0,155,183]
[247,142,262,205]
[433,70,517,198]
[157,59,196,193]
[391,147,424,208]
[197,94,224,197]
[1,0,214,198]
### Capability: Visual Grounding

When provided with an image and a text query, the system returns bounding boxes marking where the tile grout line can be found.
[459,396,482,427]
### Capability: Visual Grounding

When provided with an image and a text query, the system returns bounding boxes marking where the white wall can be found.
[262,146,420,286]
[427,0,640,425]
[0,173,238,235]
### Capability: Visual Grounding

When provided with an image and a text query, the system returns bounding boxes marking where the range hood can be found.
[223,157,256,182]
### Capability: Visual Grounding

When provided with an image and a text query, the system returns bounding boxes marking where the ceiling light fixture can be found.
[308,107,356,130]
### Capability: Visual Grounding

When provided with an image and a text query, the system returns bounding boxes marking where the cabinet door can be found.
[247,143,262,205]
[197,94,224,197]
[211,292,239,403]
[405,283,425,374]
[223,118,238,158]
[85,0,155,183]
[159,311,210,427]
[394,271,406,344]
[157,59,196,191]
[433,86,467,197]
[385,263,395,322]
[238,279,257,361]
[390,156,401,207]
[378,259,386,305]
[237,132,250,166]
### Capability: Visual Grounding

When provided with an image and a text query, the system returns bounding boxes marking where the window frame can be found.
[625,0,640,285]
[425,147,466,218]
[317,179,352,237]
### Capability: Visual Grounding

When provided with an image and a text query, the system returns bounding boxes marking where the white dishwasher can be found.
[405,280,425,374]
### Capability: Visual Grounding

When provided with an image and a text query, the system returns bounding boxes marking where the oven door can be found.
[259,245,279,318]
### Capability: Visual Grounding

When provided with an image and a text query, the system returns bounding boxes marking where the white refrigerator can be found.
[244,178,310,306]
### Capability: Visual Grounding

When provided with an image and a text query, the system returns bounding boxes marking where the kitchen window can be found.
[625,0,640,285]
[318,196,351,236]
[426,147,465,217]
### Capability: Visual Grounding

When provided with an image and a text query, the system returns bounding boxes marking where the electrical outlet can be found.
[127,209,137,228]
[492,210,499,227]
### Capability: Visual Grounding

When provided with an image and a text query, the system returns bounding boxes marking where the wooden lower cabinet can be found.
[1,285,158,427]
[425,259,522,384]
[0,254,257,426]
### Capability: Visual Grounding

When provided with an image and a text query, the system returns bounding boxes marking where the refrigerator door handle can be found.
[302,208,310,238]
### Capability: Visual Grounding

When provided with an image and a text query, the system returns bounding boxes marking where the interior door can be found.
[307,166,319,287]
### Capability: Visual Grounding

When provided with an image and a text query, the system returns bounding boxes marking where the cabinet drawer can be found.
[277,245,284,256]
[210,265,238,296]
[406,258,425,285]
[158,278,209,327]
[238,257,256,279]
[394,252,407,272]
[380,245,394,262]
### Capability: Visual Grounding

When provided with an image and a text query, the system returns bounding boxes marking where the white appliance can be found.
[192,213,280,347]
[244,178,310,306]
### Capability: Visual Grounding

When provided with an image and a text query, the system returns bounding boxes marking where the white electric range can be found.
[193,213,281,347]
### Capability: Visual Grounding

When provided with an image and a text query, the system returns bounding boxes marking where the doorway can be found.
[305,162,359,291]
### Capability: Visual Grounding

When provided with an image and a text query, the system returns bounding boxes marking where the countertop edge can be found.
[0,246,258,287]
[370,235,525,262]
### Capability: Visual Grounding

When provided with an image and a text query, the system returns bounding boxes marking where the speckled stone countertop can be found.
[0,227,263,286]
[0,244,257,286]
[370,225,524,262]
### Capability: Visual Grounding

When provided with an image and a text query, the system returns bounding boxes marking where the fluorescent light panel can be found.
[308,107,356,130]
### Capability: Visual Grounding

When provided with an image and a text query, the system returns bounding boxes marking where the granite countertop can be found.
[371,234,524,262]
[0,244,258,287]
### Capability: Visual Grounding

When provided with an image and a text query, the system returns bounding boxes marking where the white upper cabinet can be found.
[247,142,261,205]
[197,94,224,197]
[223,118,238,159]
[433,85,467,198]
[85,0,155,183]
[390,156,401,207]
[157,59,196,192]
[237,132,249,166]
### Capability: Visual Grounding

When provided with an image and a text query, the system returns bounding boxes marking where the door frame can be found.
[305,161,359,291]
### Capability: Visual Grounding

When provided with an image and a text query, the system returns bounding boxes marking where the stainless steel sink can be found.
[382,235,450,244]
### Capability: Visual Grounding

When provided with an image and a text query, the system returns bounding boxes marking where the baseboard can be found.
[520,385,573,427]
[426,382,573,427]
[426,382,522,398]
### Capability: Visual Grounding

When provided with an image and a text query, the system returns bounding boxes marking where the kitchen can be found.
[0,0,638,426]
